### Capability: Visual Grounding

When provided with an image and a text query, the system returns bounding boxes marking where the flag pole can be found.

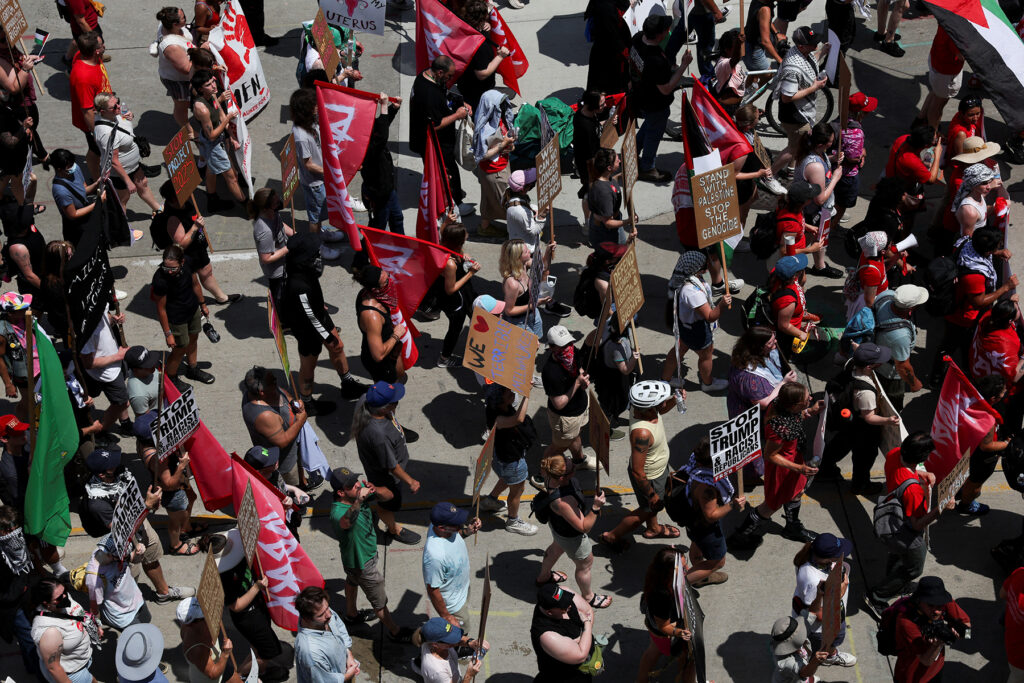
[190,195,215,253]
[15,38,42,91]
[25,311,36,445]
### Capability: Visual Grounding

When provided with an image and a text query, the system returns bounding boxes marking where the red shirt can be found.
[1004,568,1024,668]
[775,206,804,253]
[770,281,805,330]
[945,272,988,328]
[857,253,888,293]
[66,0,99,32]
[894,601,970,683]
[883,447,927,518]
[69,57,111,133]
[929,27,964,76]
[886,135,931,185]
[479,121,510,174]
[969,310,1021,384]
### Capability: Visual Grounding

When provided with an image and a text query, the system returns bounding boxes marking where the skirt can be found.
[477,165,510,221]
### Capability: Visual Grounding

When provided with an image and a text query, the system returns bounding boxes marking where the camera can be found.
[921,618,965,645]
[446,90,465,111]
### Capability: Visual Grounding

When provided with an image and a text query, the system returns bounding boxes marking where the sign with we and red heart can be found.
[463,308,539,397]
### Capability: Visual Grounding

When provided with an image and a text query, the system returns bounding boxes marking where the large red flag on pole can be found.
[926,358,1002,481]
[231,455,324,631]
[488,7,528,95]
[317,86,362,248]
[689,78,754,164]
[314,82,380,183]
[162,376,234,510]
[416,127,452,243]
[415,0,485,79]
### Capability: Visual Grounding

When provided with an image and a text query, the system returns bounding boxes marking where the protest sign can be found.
[471,430,495,510]
[0,0,27,46]
[237,481,260,568]
[610,242,645,331]
[21,146,31,197]
[311,8,340,78]
[624,0,668,35]
[152,387,200,461]
[820,560,844,652]
[463,308,539,397]
[752,133,772,170]
[935,449,972,512]
[535,134,562,212]
[874,370,908,454]
[812,394,830,465]
[710,404,762,481]
[108,484,148,561]
[681,561,707,682]
[267,291,292,379]
[198,551,226,643]
[280,133,300,206]
[207,0,271,121]
[163,124,202,206]
[64,223,114,349]
[838,56,852,132]
[692,164,742,249]
[319,0,387,35]
[621,119,638,206]
[588,387,611,477]
[477,555,492,659]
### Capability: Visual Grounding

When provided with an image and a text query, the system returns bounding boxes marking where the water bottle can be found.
[119,96,129,117]
[674,388,687,414]
[202,315,220,343]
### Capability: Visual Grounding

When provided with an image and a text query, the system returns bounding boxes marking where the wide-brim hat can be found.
[214,528,245,572]
[952,136,1001,165]
[771,616,808,655]
[115,623,164,681]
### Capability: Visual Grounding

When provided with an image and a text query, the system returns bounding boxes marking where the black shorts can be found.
[84,131,100,156]
[94,372,129,405]
[834,174,860,209]
[292,316,334,358]
[370,476,403,512]
[229,600,282,660]
[968,450,1000,484]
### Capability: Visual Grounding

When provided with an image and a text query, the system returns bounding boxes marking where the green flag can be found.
[24,322,79,546]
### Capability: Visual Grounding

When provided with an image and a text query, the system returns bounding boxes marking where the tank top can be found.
[502,278,530,323]
[958,196,988,231]
[356,296,397,360]
[530,603,591,682]
[745,0,774,51]
[157,31,195,81]
[198,93,222,140]
[629,416,670,480]
[7,229,45,298]
[31,603,92,677]
[241,399,299,474]
[185,639,226,683]
[796,152,834,214]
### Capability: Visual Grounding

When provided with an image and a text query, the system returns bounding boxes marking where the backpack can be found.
[148,211,173,251]
[742,287,776,330]
[824,363,875,430]
[573,260,604,319]
[1003,434,1024,493]
[876,595,914,656]
[843,263,877,303]
[78,497,112,538]
[872,478,921,550]
[749,212,780,259]
[840,306,876,352]
[663,470,696,529]
[923,241,967,317]
[530,484,577,524]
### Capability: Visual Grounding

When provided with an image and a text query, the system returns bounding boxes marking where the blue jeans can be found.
[303,182,329,226]
[367,189,404,234]
[690,12,717,78]
[636,107,670,172]
[13,609,38,675]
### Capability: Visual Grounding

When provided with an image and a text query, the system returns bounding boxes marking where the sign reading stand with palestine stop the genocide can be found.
[710,404,762,481]
[692,164,742,249]
[152,387,201,461]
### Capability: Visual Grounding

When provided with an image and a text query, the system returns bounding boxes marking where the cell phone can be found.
[963,627,971,640]
[291,400,303,412]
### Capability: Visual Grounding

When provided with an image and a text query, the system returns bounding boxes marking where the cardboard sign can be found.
[0,0,27,46]
[680,561,707,683]
[535,133,562,212]
[692,164,742,249]
[599,104,620,149]
[477,555,492,658]
[280,133,300,206]
[237,481,260,568]
[64,224,114,350]
[267,291,291,376]
[463,307,539,397]
[471,429,495,508]
[609,242,644,331]
[587,387,611,475]
[152,387,200,461]
[812,394,829,465]
[319,0,387,36]
[108,484,148,561]
[838,56,852,129]
[310,8,341,80]
[752,132,771,169]
[873,371,909,454]
[710,404,762,480]
[935,449,972,512]
[197,551,226,643]
[163,124,202,206]
[621,119,638,204]
[820,560,844,652]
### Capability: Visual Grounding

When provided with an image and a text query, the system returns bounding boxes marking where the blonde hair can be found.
[499,239,527,279]
[540,454,568,479]
[93,91,116,111]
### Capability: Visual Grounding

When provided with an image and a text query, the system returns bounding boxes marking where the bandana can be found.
[746,347,785,386]
[768,401,808,454]
[858,231,888,257]
[0,526,31,575]
[668,251,707,292]
[957,236,999,290]
[84,470,134,502]
[370,275,399,312]
[953,163,996,212]
[552,343,578,374]
[680,453,735,504]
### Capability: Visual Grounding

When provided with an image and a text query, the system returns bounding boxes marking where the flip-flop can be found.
[599,532,630,553]
[33,204,46,215]
[535,570,568,587]
[169,541,198,556]
[588,594,613,609]
[642,524,681,540]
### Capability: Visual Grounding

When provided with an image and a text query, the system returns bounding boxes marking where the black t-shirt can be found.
[542,355,589,417]
[151,262,199,324]
[221,560,261,610]
[457,38,496,110]
[630,34,673,112]
[360,108,398,203]
[486,403,536,464]
[0,446,29,508]
[572,109,602,178]
[410,72,455,155]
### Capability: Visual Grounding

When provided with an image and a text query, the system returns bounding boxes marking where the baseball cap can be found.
[642,14,672,39]
[133,410,158,442]
[792,26,822,46]
[811,532,853,559]
[365,381,406,407]
[508,167,537,192]
[430,501,469,527]
[124,346,160,370]
[546,325,574,347]
[86,446,122,473]
[420,617,463,644]
[773,254,808,280]
[0,414,28,438]
[537,583,574,610]
[243,445,280,469]
[330,467,361,491]
[473,294,505,315]
[852,342,891,367]
[787,180,821,203]
[848,92,878,113]
[894,284,929,310]
[175,597,204,624]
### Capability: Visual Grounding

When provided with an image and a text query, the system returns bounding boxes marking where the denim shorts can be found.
[678,319,713,351]
[66,658,94,683]
[743,46,771,72]
[491,457,528,486]
[303,182,329,225]
[162,487,189,512]
[689,521,727,561]
[197,133,231,175]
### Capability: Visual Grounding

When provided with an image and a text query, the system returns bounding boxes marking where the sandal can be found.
[599,532,630,553]
[33,204,46,215]
[642,524,681,540]
[535,570,568,587]
[588,594,613,609]
[183,522,209,538]
[169,541,199,556]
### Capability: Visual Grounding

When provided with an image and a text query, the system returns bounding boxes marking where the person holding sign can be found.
[586,149,632,247]
[791,533,857,666]
[151,245,217,388]
[86,536,150,629]
[423,502,482,631]
[190,69,244,213]
[793,123,844,279]
[541,326,592,468]
[28,576,99,683]
[248,188,294,310]
[769,616,829,683]
[479,386,540,536]
[176,597,241,683]
[413,617,484,682]
[635,548,695,683]
[135,414,202,556]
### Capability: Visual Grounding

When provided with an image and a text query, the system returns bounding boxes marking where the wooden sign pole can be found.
[719,241,732,309]
[189,195,215,254]
[548,205,554,244]
[24,310,35,444]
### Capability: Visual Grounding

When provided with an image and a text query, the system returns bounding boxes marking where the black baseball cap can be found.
[642,14,672,39]
[852,342,891,367]
[537,583,574,610]
[244,445,280,469]
[124,346,160,370]
[792,26,822,46]
[330,467,361,491]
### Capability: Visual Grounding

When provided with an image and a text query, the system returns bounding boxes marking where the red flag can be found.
[315,82,379,183]
[360,226,462,369]
[488,7,528,95]
[231,455,324,631]
[689,79,754,164]
[416,127,451,243]
[317,86,362,248]
[926,359,1002,481]
[415,0,485,80]
[968,311,1020,382]
[162,376,233,510]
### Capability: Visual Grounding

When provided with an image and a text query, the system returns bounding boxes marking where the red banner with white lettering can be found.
[416,127,451,243]
[360,226,462,369]
[689,78,754,164]
[317,86,362,248]
[162,376,234,511]
[926,359,1002,481]
[231,455,324,632]
[489,7,528,95]
[314,82,379,183]
[415,0,486,80]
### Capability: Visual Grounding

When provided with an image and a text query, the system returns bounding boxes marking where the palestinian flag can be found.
[32,29,49,56]
[926,0,1024,131]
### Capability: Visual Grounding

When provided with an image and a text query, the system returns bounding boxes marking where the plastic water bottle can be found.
[202,316,220,343]
[674,388,687,414]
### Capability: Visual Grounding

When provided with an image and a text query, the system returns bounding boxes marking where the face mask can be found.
[55,592,72,610]
[66,163,79,176]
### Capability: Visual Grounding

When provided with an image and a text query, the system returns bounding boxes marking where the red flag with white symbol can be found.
[162,376,233,510]
[416,127,452,243]
[317,85,362,248]
[689,78,754,164]
[926,358,1002,481]
[315,83,379,183]
[231,455,324,631]
[489,7,528,95]
[415,0,486,80]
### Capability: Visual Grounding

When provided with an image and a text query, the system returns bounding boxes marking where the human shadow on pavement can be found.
[928,507,1019,577]
[214,285,272,340]
[535,14,589,68]
[592,539,662,599]
[484,547,548,602]
[485,675,534,682]
[423,389,487,448]
[717,629,771,683]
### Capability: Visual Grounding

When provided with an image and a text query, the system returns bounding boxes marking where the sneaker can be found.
[638,168,672,183]
[760,176,787,195]
[416,306,441,322]
[478,495,507,513]
[865,593,890,617]
[115,289,129,300]
[532,373,543,388]
[212,293,242,305]
[154,585,195,604]
[302,470,325,492]
[807,264,844,279]
[388,626,415,643]
[956,499,991,516]
[873,30,901,41]
[351,197,368,213]
[477,223,508,238]
[701,378,729,393]
[880,41,905,57]
[303,399,337,417]
[507,0,525,7]
[609,428,627,441]
[168,375,191,393]
[184,365,215,385]
[823,651,857,667]
[506,517,539,535]
[403,427,420,444]
[776,167,794,181]
[781,521,818,543]
[117,420,135,437]
[437,354,463,368]
[143,164,163,179]
[572,454,598,470]
[341,378,369,400]
[342,608,378,626]
[389,527,422,545]
[321,244,342,260]
[692,571,729,587]
[711,278,745,295]
[840,214,852,224]
[528,475,546,491]
[458,202,475,216]
[542,301,573,318]
[321,227,348,243]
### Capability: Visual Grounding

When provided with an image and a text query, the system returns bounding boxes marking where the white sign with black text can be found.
[710,405,762,481]
[153,387,200,461]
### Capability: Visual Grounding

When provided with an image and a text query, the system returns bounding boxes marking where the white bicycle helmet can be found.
[629,380,672,408]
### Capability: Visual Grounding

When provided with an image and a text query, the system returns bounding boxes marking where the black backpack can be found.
[1004,434,1024,493]
[824,362,875,430]
[923,241,967,317]
[529,483,580,524]
[573,261,604,319]
[664,470,697,529]
[149,211,174,251]
[749,212,779,259]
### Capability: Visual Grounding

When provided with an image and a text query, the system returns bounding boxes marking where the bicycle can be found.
[737,68,836,137]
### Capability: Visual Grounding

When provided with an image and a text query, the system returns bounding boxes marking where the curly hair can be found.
[730,325,775,370]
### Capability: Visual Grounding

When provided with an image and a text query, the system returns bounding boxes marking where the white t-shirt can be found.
[677,278,711,325]
[157,30,194,81]
[792,560,850,637]
[419,642,460,683]
[93,115,141,175]
[81,306,122,383]
[86,553,144,629]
